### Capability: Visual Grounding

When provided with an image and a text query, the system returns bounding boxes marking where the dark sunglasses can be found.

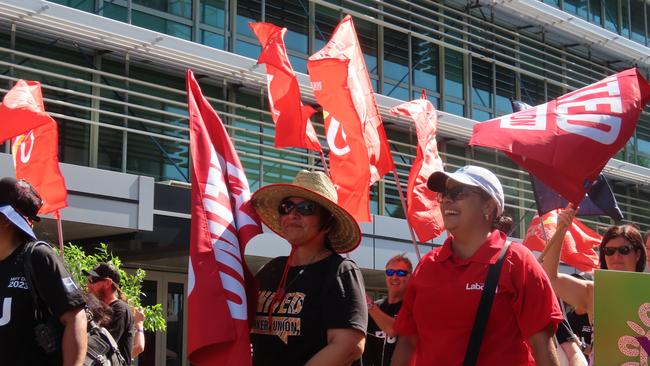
[602,245,637,256]
[437,185,481,203]
[278,199,318,216]
[385,269,409,277]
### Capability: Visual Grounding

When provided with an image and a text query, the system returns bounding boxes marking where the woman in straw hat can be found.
[250,170,367,366]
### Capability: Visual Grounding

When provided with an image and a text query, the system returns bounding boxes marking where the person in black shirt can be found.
[84,263,134,364]
[360,254,412,366]
[555,319,587,365]
[251,170,367,366]
[0,177,87,365]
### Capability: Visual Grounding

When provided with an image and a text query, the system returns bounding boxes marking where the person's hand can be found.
[134,307,146,324]
[557,204,576,230]
[365,293,375,311]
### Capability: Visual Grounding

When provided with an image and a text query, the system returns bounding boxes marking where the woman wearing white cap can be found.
[250,170,367,366]
[391,166,563,366]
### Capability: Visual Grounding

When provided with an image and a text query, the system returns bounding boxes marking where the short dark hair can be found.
[386,253,413,272]
[599,224,646,272]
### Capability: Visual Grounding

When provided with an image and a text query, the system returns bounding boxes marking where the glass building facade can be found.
[3,0,650,237]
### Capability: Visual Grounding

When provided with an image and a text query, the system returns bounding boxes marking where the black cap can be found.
[83,263,121,285]
[0,177,42,222]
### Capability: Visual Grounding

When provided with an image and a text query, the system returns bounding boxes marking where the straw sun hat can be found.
[251,170,361,253]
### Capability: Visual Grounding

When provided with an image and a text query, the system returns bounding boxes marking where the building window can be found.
[133,0,193,19]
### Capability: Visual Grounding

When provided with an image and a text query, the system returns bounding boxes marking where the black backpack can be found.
[22,241,127,366]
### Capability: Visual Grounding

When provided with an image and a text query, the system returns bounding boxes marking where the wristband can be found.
[136,328,145,333]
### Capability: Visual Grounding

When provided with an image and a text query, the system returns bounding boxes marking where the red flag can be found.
[390,99,444,242]
[470,68,650,204]
[308,58,372,221]
[524,210,600,271]
[309,15,394,184]
[186,69,262,365]
[12,120,67,216]
[249,22,321,152]
[0,80,57,143]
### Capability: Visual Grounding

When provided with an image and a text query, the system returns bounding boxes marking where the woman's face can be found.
[279,197,329,248]
[603,236,640,272]
[439,180,491,234]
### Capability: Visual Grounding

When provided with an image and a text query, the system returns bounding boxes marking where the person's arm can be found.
[59,306,87,366]
[367,302,397,337]
[540,207,592,312]
[390,335,417,366]
[132,307,146,358]
[305,328,365,366]
[560,341,588,366]
[528,324,560,366]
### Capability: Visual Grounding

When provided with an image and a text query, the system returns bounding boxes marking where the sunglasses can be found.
[437,185,482,203]
[278,199,318,216]
[385,269,409,277]
[602,245,637,256]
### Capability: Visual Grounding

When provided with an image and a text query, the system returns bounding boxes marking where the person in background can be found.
[555,320,587,366]
[84,263,134,364]
[391,165,562,366]
[132,307,145,358]
[360,254,412,366]
[250,170,367,366]
[564,273,593,360]
[0,177,87,365]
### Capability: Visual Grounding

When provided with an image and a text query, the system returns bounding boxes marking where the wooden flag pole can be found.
[391,170,422,260]
[56,210,64,256]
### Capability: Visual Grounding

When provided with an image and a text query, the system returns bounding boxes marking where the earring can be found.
[484,213,489,221]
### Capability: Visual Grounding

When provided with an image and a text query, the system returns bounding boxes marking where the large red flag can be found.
[12,120,67,216]
[524,210,600,272]
[0,80,57,143]
[186,69,262,365]
[309,15,394,184]
[308,58,372,221]
[470,68,650,204]
[249,22,322,152]
[390,99,444,242]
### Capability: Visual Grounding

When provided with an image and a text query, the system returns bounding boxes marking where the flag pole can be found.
[391,170,422,260]
[318,150,330,177]
[56,210,64,256]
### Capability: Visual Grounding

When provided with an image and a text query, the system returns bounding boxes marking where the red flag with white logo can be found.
[12,120,67,216]
[470,68,650,204]
[390,99,444,242]
[0,80,57,143]
[186,70,262,365]
[524,210,600,271]
[308,58,372,221]
[310,15,395,184]
[249,22,322,152]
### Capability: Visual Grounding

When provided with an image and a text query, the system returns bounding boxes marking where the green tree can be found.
[62,243,166,332]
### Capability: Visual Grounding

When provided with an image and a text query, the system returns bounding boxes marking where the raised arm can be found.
[367,299,397,337]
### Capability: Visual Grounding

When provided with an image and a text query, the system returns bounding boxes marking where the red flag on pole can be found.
[249,22,322,152]
[0,80,57,143]
[390,99,444,242]
[308,58,372,221]
[523,210,600,272]
[470,68,650,204]
[12,120,67,217]
[186,69,262,365]
[309,15,394,184]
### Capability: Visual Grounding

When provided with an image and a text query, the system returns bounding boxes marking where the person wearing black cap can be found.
[84,263,134,364]
[0,177,87,365]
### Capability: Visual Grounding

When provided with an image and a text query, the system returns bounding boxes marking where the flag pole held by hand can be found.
[538,204,575,263]
[391,170,422,260]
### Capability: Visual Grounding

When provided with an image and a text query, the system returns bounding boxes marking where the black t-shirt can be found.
[361,298,402,366]
[555,319,578,344]
[107,299,134,364]
[567,310,593,355]
[251,254,367,366]
[0,242,85,366]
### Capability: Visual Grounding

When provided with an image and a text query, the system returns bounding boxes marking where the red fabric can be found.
[0,80,55,144]
[394,231,563,366]
[309,15,394,184]
[249,22,321,152]
[308,58,372,221]
[470,68,650,204]
[11,120,67,216]
[186,70,262,366]
[523,210,601,272]
[390,99,444,242]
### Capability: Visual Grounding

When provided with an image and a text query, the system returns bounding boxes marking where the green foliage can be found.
[62,243,166,332]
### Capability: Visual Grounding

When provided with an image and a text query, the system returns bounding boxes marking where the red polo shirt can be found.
[394,230,562,365]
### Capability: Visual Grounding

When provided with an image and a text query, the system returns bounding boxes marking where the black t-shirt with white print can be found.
[360,298,402,366]
[0,242,86,366]
[251,253,367,366]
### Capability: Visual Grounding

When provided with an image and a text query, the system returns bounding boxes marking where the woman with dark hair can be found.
[250,170,367,366]
[391,165,563,366]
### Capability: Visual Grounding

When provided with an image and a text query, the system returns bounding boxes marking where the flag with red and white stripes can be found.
[186,69,262,365]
